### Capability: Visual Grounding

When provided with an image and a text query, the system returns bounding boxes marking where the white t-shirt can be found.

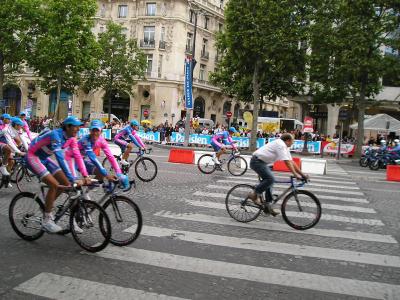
[253,139,292,164]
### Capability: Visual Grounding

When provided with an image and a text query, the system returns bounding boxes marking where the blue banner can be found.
[171,132,265,148]
[268,138,321,154]
[78,128,111,140]
[184,58,193,109]
[137,130,160,143]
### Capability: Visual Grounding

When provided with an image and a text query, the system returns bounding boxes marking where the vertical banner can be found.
[25,99,33,119]
[184,57,193,109]
[303,116,314,133]
[67,96,73,116]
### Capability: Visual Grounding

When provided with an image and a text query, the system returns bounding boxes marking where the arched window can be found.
[194,97,205,118]
[103,90,131,122]
[223,101,231,115]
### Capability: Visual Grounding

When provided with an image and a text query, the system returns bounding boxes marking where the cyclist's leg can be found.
[0,144,11,174]
[210,142,222,162]
[123,143,134,161]
[250,157,275,201]
[115,139,130,162]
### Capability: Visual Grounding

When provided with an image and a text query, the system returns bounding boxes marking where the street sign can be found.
[143,109,149,117]
[184,57,193,109]
[303,116,314,133]
[226,111,232,118]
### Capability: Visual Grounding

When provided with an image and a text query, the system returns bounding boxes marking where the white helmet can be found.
[380,140,387,144]
[394,139,400,144]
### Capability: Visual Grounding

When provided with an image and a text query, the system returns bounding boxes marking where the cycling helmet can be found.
[2,113,11,120]
[90,119,104,130]
[130,119,139,127]
[229,126,237,133]
[394,139,400,144]
[62,116,82,126]
[11,117,24,126]
[380,140,387,144]
[19,112,26,116]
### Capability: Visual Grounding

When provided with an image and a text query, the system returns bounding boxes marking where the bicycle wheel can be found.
[369,160,380,170]
[225,184,262,223]
[103,196,142,246]
[134,157,158,182]
[9,164,20,183]
[9,192,44,241]
[281,190,321,230]
[227,156,247,176]
[16,167,36,192]
[197,154,216,174]
[70,200,111,252]
[102,157,117,176]
[359,157,368,167]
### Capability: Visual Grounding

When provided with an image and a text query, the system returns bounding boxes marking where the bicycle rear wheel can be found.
[281,190,321,230]
[9,192,44,241]
[16,167,36,192]
[227,156,247,176]
[197,154,216,174]
[135,157,157,182]
[70,200,111,252]
[225,184,262,223]
[103,196,142,246]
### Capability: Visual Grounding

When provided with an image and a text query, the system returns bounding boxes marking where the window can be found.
[186,32,193,52]
[143,26,155,44]
[189,10,195,23]
[146,2,156,16]
[218,23,223,32]
[204,16,209,30]
[118,5,128,18]
[202,39,208,53]
[99,26,104,33]
[146,54,153,75]
[199,64,206,81]
[100,3,106,17]
[121,27,128,37]
[161,27,165,41]
[158,54,163,78]
[219,0,224,8]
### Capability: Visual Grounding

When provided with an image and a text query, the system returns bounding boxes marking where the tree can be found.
[309,0,400,158]
[211,0,308,150]
[28,0,98,121]
[0,0,42,107]
[83,22,147,122]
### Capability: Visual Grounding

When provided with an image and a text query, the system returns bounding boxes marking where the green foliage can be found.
[83,21,147,96]
[0,0,42,98]
[211,0,309,102]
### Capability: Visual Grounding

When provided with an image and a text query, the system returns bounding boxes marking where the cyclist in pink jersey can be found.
[27,116,90,233]
[0,114,14,176]
[211,127,238,165]
[113,119,146,166]
[19,112,33,141]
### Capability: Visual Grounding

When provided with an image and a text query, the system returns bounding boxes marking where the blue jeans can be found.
[250,156,274,203]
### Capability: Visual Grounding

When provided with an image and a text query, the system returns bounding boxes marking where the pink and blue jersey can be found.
[211,131,236,151]
[22,119,33,141]
[27,128,88,182]
[114,125,145,150]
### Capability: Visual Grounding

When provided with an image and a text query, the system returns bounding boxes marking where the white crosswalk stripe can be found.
[228,175,359,185]
[87,247,400,300]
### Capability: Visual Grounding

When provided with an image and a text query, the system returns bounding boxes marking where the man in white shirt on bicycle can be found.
[249,133,308,216]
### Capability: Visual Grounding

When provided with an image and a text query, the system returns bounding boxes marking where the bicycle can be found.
[11,157,38,192]
[225,176,321,230]
[9,180,112,252]
[197,148,248,176]
[102,148,158,182]
[57,179,142,247]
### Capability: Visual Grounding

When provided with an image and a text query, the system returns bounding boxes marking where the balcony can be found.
[185,45,193,54]
[140,39,155,49]
[159,41,166,50]
[201,50,209,60]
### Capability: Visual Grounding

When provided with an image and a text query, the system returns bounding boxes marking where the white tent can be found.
[350,114,400,133]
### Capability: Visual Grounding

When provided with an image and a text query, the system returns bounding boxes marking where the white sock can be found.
[44,212,53,221]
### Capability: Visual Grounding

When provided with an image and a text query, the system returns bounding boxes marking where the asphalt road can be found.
[0,147,399,300]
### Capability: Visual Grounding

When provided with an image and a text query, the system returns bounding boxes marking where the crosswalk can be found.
[13,161,400,299]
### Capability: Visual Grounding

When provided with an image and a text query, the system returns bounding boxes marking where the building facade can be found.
[2,0,295,128]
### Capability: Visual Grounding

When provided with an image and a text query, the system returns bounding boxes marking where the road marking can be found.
[194,190,369,204]
[212,182,365,196]
[192,192,374,213]
[185,200,383,226]
[138,225,400,268]
[154,211,397,244]
[88,247,400,299]
[14,273,186,300]
[227,176,359,185]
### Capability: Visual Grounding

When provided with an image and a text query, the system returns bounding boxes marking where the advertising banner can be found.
[268,138,321,154]
[78,128,112,140]
[137,130,160,143]
[303,116,314,133]
[184,57,193,109]
[322,141,355,155]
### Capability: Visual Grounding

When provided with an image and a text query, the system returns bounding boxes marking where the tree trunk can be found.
[54,75,62,122]
[250,60,260,152]
[0,52,4,101]
[108,91,112,122]
[355,81,367,159]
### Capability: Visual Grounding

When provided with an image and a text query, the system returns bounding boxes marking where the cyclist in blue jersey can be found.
[210,127,238,166]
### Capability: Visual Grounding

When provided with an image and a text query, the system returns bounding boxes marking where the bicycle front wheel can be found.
[197,154,216,174]
[281,190,321,230]
[103,196,142,246]
[102,157,117,176]
[70,200,111,252]
[227,156,247,176]
[225,184,262,223]
[135,157,157,182]
[9,192,44,241]
[16,167,36,192]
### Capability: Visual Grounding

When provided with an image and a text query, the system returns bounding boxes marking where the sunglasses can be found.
[91,128,101,132]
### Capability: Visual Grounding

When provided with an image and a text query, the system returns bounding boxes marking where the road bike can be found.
[9,181,112,252]
[102,148,157,182]
[11,157,38,192]
[197,148,248,176]
[225,176,321,230]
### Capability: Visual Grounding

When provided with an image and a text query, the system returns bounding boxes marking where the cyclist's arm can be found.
[100,139,122,175]
[132,131,145,148]
[23,121,33,141]
[53,139,76,183]
[69,138,89,178]
[227,135,237,150]
[211,135,223,147]
[128,132,142,148]
[4,131,22,154]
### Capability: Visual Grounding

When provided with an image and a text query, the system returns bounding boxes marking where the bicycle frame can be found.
[270,178,306,204]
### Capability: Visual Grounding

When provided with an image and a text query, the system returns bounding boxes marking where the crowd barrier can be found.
[387,165,400,182]
[168,149,195,164]
[273,157,302,172]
